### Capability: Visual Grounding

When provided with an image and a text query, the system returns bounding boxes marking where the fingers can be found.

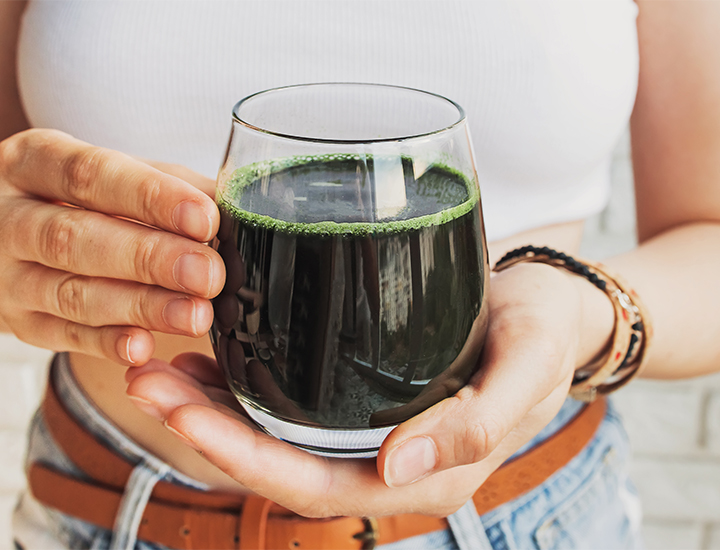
[377,274,579,487]
[126,360,215,416]
[0,129,218,242]
[170,352,227,388]
[126,357,486,517]
[126,362,241,420]
[165,403,481,517]
[0,130,223,360]
[11,311,155,364]
[8,262,213,336]
[2,197,224,298]
[166,404,335,511]
[1,257,214,363]
[135,159,216,198]
[164,403,380,517]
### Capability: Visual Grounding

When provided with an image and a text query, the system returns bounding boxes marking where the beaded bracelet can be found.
[493,246,653,402]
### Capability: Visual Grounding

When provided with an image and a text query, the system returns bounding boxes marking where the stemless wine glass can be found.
[211,83,489,458]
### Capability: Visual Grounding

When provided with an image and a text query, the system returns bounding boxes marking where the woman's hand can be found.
[0,129,225,364]
[126,262,609,517]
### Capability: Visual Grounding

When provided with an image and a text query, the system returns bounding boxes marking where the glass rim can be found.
[231,82,467,145]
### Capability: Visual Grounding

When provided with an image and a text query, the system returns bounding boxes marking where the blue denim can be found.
[13,353,643,550]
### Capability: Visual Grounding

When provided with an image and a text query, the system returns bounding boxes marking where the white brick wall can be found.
[643,520,705,550]
[707,394,720,454]
[1,133,719,549]
[0,495,19,550]
[585,133,720,549]
[0,335,52,550]
[708,525,720,549]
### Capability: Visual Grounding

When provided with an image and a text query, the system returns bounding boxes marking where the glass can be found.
[211,83,489,458]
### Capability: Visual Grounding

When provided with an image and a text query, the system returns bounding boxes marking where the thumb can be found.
[377,326,573,488]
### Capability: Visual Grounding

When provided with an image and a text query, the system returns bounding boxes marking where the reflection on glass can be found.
[211,84,489,457]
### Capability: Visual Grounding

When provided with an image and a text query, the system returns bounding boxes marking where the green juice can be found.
[211,155,488,436]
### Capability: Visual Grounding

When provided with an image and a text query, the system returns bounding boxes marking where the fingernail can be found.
[385,437,438,488]
[128,395,165,421]
[117,334,137,364]
[174,253,213,296]
[164,422,201,452]
[163,298,197,334]
[173,201,212,242]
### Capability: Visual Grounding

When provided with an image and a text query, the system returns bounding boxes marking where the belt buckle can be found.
[353,517,378,549]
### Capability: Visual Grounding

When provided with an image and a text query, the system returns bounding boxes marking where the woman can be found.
[2,1,720,548]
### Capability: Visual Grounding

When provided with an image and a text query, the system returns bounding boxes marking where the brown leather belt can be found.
[29,371,606,550]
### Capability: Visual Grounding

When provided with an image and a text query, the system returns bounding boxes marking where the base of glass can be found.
[240,403,397,458]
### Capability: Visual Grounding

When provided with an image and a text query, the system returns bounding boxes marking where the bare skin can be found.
[70,219,595,494]
[2,0,720,518]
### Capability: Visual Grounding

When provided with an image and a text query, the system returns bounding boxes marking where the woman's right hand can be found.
[0,129,225,365]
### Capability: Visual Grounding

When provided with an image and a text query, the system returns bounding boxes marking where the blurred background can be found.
[1,132,719,550]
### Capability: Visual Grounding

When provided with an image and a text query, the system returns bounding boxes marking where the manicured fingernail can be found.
[164,422,201,452]
[173,200,212,242]
[163,298,197,334]
[117,334,137,364]
[385,437,438,488]
[174,253,213,296]
[128,395,164,421]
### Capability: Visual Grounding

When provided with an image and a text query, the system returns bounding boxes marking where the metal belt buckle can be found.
[353,517,379,549]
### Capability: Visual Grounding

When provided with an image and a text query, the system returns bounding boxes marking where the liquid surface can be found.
[212,156,488,429]
[219,154,479,235]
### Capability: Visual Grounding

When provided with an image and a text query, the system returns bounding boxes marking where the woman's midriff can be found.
[70,220,586,494]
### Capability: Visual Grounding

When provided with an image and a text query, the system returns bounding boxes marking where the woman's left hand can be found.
[126,262,605,518]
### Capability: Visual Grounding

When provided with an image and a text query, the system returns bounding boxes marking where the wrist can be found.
[565,271,615,369]
[493,246,653,400]
[491,261,614,370]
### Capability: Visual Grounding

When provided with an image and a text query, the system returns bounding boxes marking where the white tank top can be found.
[17,0,639,242]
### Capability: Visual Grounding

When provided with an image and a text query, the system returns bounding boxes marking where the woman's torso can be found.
[17,0,639,492]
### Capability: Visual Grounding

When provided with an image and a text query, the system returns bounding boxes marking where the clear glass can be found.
[212,83,490,457]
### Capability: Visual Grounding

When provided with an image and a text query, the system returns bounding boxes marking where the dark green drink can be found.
[211,154,489,456]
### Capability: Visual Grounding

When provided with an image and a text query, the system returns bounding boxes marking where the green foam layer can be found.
[218,154,479,237]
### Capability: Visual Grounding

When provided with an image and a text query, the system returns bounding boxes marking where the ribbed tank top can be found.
[17,0,639,242]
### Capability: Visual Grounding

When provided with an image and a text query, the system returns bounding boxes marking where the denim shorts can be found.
[13,353,643,550]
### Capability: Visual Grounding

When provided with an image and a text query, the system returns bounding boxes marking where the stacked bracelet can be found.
[493,246,653,402]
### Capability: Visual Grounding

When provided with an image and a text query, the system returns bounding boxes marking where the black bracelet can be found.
[495,245,607,292]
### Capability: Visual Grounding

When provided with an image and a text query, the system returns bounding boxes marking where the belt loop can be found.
[239,495,273,550]
[446,499,494,550]
[109,459,170,550]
